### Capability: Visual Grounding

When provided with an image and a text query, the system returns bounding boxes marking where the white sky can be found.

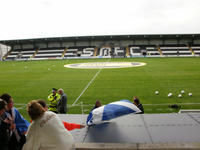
[0,0,200,40]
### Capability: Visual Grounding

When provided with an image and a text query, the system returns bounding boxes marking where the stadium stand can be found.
[3,44,199,60]
[34,48,64,58]
[191,45,200,55]
[129,46,141,57]
[6,49,36,60]
[159,44,192,56]
[64,47,78,57]
[93,47,98,56]
[20,50,36,59]
[5,50,17,60]
[146,45,160,56]
[126,46,130,57]
[81,48,95,57]
[1,34,200,60]
[129,45,160,57]
[64,46,95,58]
[98,47,112,57]
[114,47,126,58]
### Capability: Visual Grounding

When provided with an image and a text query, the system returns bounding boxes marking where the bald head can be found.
[58,88,64,95]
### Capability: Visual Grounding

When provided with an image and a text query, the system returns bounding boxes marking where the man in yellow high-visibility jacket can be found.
[47,88,60,113]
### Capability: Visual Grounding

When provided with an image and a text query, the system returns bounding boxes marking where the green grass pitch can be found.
[0,57,200,121]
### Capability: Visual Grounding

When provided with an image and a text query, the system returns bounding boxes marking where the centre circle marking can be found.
[64,62,146,69]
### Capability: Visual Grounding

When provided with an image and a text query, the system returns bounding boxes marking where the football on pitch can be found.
[168,93,172,97]
[181,90,185,94]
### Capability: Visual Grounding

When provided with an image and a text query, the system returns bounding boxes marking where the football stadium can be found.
[1,34,200,149]
[1,34,200,116]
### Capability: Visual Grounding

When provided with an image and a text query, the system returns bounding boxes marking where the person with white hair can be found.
[58,88,67,114]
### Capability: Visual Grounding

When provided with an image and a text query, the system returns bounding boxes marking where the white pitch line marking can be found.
[14,102,200,107]
[143,103,200,106]
[72,69,102,106]
[71,61,110,106]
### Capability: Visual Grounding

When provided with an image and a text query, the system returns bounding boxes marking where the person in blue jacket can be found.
[1,93,30,150]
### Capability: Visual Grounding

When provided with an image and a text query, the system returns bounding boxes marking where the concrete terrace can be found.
[58,113,200,149]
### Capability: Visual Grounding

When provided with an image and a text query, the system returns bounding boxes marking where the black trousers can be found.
[0,145,9,150]
[9,133,26,150]
[59,110,66,114]
[52,111,58,114]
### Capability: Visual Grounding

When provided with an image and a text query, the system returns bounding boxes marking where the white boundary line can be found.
[71,61,111,106]
[72,68,102,106]
[15,103,27,105]
[17,105,27,110]
[143,103,200,106]
[14,102,200,107]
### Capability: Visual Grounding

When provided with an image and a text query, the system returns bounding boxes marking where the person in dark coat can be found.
[133,96,144,114]
[0,99,10,150]
[92,100,102,110]
[86,100,102,125]
[1,93,30,150]
[58,88,67,114]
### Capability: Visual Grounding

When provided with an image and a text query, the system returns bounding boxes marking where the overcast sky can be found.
[0,0,200,40]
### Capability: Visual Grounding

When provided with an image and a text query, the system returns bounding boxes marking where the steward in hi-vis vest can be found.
[48,88,60,113]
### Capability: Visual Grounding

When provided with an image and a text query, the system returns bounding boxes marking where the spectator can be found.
[37,100,48,111]
[23,100,74,150]
[1,93,30,150]
[133,96,144,114]
[0,99,10,150]
[37,99,85,131]
[47,88,60,113]
[86,100,102,125]
[57,88,67,114]
[93,100,102,110]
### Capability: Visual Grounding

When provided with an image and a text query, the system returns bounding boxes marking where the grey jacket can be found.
[57,93,67,114]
